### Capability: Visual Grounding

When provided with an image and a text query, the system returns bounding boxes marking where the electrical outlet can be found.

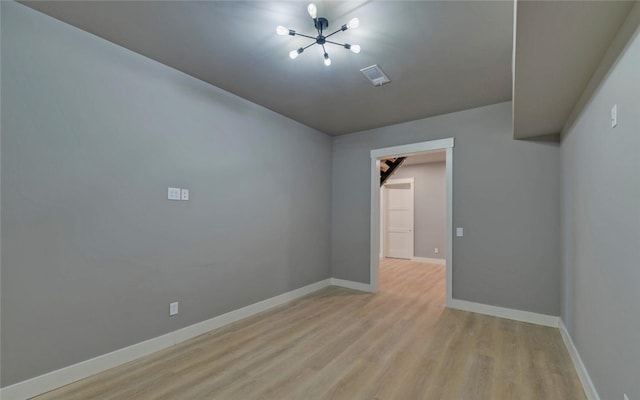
[456,227,464,237]
[168,187,181,200]
[181,188,189,201]
[169,302,179,316]
[434,247,439,254]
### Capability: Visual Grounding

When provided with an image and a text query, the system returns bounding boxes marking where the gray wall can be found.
[390,162,446,259]
[1,2,331,387]
[560,25,640,400]
[331,102,561,316]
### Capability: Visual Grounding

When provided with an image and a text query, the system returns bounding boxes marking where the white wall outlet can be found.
[181,188,189,201]
[434,247,439,254]
[168,187,181,200]
[169,302,179,316]
[456,227,464,237]
[611,104,618,128]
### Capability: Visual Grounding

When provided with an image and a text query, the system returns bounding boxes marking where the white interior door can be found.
[383,179,414,259]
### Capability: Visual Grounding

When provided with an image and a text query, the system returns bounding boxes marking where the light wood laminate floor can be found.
[34,259,585,399]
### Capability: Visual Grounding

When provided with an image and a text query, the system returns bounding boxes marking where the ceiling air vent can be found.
[360,64,390,86]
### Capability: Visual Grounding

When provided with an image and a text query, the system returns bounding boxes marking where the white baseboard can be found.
[559,319,600,400]
[330,278,373,293]
[0,279,332,400]
[447,298,560,328]
[411,256,446,265]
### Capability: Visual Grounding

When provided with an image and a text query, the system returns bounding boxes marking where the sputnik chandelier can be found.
[276,3,360,66]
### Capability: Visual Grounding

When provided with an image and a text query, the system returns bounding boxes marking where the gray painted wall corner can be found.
[331,102,561,316]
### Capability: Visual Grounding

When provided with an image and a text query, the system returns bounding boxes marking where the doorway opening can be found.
[370,138,454,306]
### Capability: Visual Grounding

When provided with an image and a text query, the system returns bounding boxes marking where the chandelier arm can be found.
[324,39,346,47]
[295,32,318,40]
[302,41,318,50]
[324,28,345,39]
[313,18,329,36]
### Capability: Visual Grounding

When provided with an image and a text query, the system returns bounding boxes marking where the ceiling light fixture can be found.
[276,3,360,66]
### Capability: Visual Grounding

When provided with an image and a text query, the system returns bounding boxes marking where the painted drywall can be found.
[1,2,331,387]
[332,102,561,316]
[389,162,446,259]
[560,21,640,400]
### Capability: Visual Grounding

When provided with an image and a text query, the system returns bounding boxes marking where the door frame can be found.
[370,138,454,306]
[381,178,415,259]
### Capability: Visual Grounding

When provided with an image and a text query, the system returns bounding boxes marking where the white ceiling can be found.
[20,1,638,138]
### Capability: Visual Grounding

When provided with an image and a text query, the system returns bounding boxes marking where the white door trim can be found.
[382,178,414,259]
[370,138,454,306]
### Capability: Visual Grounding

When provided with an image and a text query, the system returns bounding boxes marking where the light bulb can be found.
[307,3,318,19]
[323,53,331,66]
[347,17,360,29]
[350,44,361,54]
[276,26,289,36]
[290,48,303,59]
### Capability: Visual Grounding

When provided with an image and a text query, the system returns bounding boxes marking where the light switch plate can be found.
[169,302,179,316]
[181,188,189,201]
[456,227,464,237]
[168,187,181,200]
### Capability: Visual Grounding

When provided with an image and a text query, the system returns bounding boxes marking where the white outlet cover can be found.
[456,227,464,237]
[168,187,181,200]
[181,188,189,201]
[169,302,179,316]
[434,247,439,254]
